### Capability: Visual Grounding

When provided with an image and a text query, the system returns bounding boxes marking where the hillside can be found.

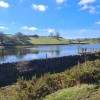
[29,37,69,44]
[0,58,100,100]
[44,84,100,100]
[0,33,100,46]
[0,35,69,46]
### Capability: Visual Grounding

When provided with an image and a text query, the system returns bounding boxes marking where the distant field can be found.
[73,39,100,44]
[29,37,69,44]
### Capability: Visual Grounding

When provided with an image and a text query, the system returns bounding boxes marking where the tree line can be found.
[0,32,36,45]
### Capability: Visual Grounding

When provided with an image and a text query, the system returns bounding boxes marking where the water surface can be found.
[0,44,100,63]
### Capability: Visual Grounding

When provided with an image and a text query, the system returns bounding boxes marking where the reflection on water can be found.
[0,44,100,63]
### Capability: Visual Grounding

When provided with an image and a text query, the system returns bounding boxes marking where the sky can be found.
[0,0,100,39]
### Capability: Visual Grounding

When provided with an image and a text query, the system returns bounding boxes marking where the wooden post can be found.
[46,54,47,59]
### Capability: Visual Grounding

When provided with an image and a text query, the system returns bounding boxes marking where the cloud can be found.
[47,28,55,33]
[79,29,87,33]
[56,0,66,4]
[78,0,96,5]
[0,1,9,8]
[78,0,97,13]
[88,6,96,13]
[32,4,48,12]
[22,26,28,30]
[0,26,8,29]
[28,27,37,31]
[21,26,37,31]
[80,5,96,13]
[95,21,100,25]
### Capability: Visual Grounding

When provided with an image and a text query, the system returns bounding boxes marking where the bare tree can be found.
[15,32,24,40]
[55,32,60,40]
[0,32,6,45]
[49,32,53,37]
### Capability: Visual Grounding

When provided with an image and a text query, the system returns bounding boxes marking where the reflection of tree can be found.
[0,49,7,61]
[55,46,60,56]
[77,44,81,53]
[0,48,39,61]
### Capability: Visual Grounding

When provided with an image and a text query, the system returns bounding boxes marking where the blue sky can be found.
[0,0,100,39]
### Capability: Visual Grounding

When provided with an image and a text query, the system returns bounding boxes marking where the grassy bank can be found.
[0,59,100,100]
[44,84,100,100]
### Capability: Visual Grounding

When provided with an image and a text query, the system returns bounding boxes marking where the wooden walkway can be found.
[78,48,100,55]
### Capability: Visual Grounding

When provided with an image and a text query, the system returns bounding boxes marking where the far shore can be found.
[0,43,92,49]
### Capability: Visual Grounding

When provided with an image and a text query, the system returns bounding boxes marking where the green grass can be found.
[44,84,100,100]
[1,84,100,100]
[29,37,69,44]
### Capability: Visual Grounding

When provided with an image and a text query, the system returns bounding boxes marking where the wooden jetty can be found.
[78,48,100,55]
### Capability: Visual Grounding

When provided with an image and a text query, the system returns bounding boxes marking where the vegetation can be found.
[0,54,99,87]
[0,32,100,46]
[0,59,100,100]
[44,84,100,100]
[29,37,69,44]
[70,38,100,44]
[0,32,69,46]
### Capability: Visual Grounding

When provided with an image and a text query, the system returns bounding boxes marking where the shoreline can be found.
[0,43,91,49]
[0,54,99,87]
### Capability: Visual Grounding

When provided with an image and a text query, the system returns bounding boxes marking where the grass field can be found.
[29,37,69,44]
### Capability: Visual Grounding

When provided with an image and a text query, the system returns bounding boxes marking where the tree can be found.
[0,32,6,45]
[49,32,53,37]
[55,32,60,40]
[5,36,17,44]
[15,32,24,40]
[33,34,39,38]
[77,38,81,43]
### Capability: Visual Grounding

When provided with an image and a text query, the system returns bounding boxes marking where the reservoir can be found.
[0,44,100,63]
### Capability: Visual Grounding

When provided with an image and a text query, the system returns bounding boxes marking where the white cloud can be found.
[0,26,8,29]
[80,5,89,10]
[89,6,96,13]
[28,27,37,31]
[0,1,9,8]
[47,28,55,33]
[79,29,87,33]
[56,0,65,4]
[95,21,100,25]
[80,5,96,13]
[21,26,28,30]
[32,4,48,12]
[78,0,97,13]
[21,26,37,31]
[78,0,96,5]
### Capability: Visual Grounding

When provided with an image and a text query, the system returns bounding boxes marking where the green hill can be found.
[29,37,69,44]
[0,36,69,46]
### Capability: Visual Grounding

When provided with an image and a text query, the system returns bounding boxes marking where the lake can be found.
[0,44,100,63]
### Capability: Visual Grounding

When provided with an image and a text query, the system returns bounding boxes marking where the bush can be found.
[0,59,100,100]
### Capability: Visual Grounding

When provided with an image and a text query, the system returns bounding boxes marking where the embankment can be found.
[0,54,99,87]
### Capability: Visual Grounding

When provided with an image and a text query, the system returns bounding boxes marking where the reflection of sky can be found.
[0,44,100,63]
